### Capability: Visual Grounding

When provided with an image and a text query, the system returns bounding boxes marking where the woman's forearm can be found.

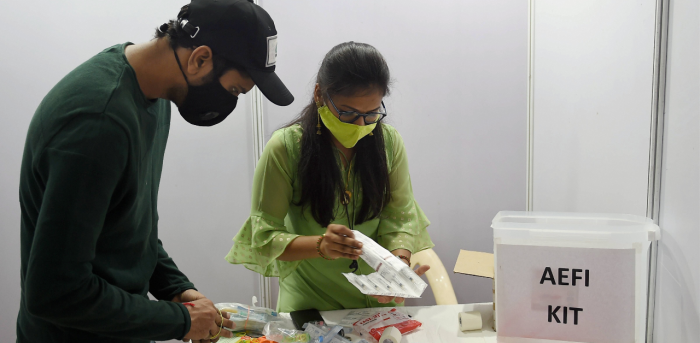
[277,236,322,261]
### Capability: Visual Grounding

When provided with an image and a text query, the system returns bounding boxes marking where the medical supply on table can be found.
[263,321,312,343]
[337,309,378,335]
[216,302,285,334]
[303,322,371,343]
[321,325,343,342]
[378,326,402,343]
[352,308,422,343]
[458,311,482,331]
[342,230,427,298]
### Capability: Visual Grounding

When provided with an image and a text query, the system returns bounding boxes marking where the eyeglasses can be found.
[326,93,387,124]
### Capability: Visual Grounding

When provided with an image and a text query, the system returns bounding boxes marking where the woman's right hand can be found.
[320,224,364,260]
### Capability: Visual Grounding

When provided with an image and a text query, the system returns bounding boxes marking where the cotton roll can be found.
[379,326,402,343]
[459,311,483,331]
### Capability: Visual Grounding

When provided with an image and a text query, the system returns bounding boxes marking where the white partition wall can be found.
[259,0,528,307]
[157,98,259,312]
[529,0,700,341]
[527,0,661,339]
[653,0,700,341]
[528,0,657,216]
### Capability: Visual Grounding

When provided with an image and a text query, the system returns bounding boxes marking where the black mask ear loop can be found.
[172,48,191,85]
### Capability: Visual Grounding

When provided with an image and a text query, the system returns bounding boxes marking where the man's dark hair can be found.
[155,4,248,79]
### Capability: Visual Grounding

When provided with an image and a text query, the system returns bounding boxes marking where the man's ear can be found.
[187,45,214,76]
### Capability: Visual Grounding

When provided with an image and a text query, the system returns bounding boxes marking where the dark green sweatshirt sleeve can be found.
[23,114,190,341]
[149,239,197,301]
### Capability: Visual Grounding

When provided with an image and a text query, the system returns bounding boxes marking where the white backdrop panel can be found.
[653,0,700,340]
[259,0,528,306]
[531,0,656,216]
[0,1,260,340]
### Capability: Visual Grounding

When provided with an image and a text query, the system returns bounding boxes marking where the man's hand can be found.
[182,298,235,343]
[172,289,207,303]
[371,265,430,305]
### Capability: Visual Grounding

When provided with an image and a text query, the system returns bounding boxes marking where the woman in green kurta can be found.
[226,42,433,312]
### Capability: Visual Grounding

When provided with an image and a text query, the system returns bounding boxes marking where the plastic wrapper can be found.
[336,309,379,335]
[342,230,427,298]
[215,302,285,334]
[352,308,422,343]
[302,322,369,343]
[263,321,312,343]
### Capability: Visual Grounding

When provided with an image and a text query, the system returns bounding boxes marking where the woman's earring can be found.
[316,103,322,135]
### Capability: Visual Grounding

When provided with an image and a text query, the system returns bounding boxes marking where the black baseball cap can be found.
[179,0,293,106]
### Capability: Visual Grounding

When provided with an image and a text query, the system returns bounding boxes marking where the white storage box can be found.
[492,212,660,343]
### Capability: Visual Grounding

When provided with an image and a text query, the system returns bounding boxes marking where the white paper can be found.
[342,231,427,298]
[496,244,636,343]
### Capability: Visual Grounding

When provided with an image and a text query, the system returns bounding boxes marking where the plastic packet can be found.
[263,321,312,343]
[336,309,378,335]
[352,308,422,342]
[342,230,427,298]
[215,302,285,334]
[302,322,353,343]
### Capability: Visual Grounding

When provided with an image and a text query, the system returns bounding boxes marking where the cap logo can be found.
[266,35,277,67]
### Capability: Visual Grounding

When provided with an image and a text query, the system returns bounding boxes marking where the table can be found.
[320,303,497,343]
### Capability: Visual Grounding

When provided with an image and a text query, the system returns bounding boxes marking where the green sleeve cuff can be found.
[226,215,302,281]
[175,302,191,340]
[377,201,434,253]
[380,229,435,254]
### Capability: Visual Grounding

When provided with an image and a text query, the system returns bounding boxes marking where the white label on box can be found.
[496,245,635,343]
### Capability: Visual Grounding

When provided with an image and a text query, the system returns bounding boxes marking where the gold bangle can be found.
[317,234,334,260]
[209,308,224,339]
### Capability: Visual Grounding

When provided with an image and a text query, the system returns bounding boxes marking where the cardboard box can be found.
[453,249,496,331]
[453,250,494,279]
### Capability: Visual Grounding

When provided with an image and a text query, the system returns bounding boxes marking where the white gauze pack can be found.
[342,230,427,298]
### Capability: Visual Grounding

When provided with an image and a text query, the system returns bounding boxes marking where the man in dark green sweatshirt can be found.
[17,1,293,342]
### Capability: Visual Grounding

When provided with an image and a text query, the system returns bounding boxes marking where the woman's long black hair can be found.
[287,42,392,228]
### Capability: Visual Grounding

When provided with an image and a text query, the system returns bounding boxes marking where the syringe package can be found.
[342,230,427,298]
[215,302,284,334]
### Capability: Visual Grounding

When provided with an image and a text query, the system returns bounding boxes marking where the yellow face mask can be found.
[318,105,377,148]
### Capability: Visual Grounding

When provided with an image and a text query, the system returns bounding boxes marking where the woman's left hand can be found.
[371,264,430,304]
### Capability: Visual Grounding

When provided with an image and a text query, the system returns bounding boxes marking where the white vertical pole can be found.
[646,0,670,341]
[250,83,271,309]
[526,0,536,211]
[250,0,271,310]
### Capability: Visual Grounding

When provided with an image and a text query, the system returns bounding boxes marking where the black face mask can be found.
[173,49,238,126]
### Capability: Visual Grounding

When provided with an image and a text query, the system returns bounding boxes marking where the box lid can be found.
[492,211,661,243]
